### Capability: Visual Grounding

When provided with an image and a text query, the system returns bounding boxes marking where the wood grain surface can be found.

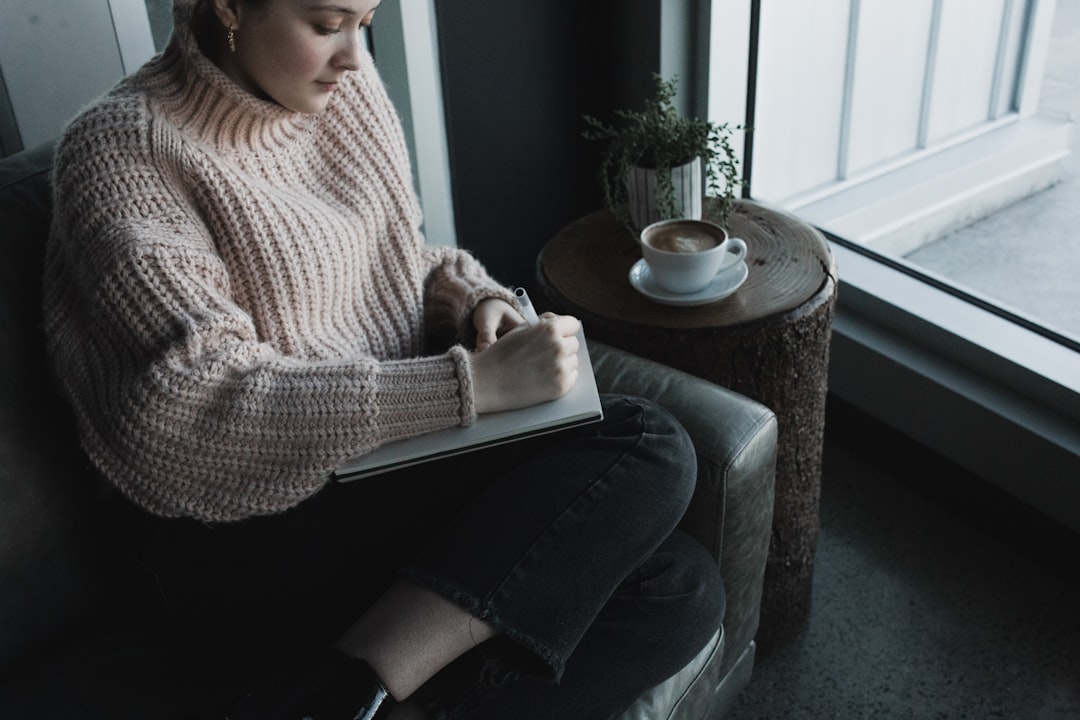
[537,198,835,329]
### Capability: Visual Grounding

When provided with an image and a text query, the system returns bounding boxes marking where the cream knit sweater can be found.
[42,3,516,522]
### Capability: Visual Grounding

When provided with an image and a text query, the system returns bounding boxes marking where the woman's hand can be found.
[473,298,525,352]
[472,313,581,414]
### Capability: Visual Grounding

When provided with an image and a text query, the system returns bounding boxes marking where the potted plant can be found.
[583,73,744,232]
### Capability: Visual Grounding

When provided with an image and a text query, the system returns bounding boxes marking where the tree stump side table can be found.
[536,199,838,648]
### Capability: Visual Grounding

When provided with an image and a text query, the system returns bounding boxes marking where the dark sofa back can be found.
[0,143,111,675]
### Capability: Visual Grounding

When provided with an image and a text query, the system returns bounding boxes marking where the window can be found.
[706,0,1080,531]
[0,0,155,156]
[742,0,1076,344]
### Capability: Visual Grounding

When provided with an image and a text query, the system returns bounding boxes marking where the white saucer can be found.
[628,259,749,307]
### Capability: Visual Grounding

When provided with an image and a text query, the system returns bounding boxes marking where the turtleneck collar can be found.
[147,0,318,153]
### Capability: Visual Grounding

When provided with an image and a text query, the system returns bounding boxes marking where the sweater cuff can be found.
[448,344,477,427]
[458,285,520,342]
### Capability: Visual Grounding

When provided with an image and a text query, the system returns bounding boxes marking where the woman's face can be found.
[215,0,380,114]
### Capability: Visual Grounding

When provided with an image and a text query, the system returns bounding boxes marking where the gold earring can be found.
[228,25,237,53]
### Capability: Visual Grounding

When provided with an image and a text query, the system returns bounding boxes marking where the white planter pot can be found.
[625,156,703,230]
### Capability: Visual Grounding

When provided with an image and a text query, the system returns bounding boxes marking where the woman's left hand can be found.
[473,298,526,351]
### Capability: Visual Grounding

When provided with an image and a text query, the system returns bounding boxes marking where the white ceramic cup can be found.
[639,219,748,294]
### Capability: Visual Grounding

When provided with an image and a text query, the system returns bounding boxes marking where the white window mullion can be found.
[369,0,457,248]
[107,0,156,74]
[988,0,1017,120]
[917,0,944,150]
[1014,0,1059,116]
[706,0,753,174]
[836,0,859,181]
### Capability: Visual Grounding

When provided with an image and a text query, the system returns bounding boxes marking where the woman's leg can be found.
[309,394,706,712]
[335,580,497,700]
[312,393,700,707]
[441,531,726,720]
[112,395,706,717]
[387,396,707,702]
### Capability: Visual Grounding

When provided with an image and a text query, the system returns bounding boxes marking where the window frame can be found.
[829,237,1080,532]
[367,0,458,248]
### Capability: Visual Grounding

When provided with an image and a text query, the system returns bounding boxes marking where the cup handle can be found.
[724,237,747,268]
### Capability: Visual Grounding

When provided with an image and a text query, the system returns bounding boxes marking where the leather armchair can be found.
[0,142,777,719]
[595,343,777,719]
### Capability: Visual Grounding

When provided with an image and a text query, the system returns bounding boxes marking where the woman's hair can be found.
[188,0,220,52]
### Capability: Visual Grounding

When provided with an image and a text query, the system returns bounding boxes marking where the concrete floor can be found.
[728,398,1080,720]
[906,1,1080,343]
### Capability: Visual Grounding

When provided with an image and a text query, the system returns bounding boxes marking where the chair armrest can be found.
[589,340,777,672]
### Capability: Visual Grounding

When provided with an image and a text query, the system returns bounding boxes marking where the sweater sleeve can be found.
[44,125,476,523]
[421,245,520,343]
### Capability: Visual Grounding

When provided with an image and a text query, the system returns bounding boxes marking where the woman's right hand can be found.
[471,314,581,414]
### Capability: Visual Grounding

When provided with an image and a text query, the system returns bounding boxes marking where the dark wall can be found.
[434,1,662,286]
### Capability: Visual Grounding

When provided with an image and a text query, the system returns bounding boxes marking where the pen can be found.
[514,287,541,326]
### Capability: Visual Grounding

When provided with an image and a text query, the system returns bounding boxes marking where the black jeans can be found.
[110,395,725,719]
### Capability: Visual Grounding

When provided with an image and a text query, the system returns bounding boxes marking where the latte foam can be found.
[644,226,721,253]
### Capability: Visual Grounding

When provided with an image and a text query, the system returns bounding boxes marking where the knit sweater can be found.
[42,2,517,522]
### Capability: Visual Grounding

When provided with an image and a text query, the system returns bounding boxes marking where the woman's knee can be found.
[602,395,698,521]
[614,530,727,670]
[654,531,727,628]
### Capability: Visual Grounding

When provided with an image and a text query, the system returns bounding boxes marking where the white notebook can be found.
[334,330,603,481]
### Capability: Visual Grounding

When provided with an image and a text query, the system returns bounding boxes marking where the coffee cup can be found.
[639,219,748,294]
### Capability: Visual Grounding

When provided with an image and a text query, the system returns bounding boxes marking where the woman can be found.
[42,0,726,718]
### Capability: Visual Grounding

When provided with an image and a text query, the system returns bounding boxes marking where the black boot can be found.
[299,655,396,720]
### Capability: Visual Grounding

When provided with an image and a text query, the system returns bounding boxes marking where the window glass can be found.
[751,0,849,201]
[737,0,1079,345]
[927,0,1007,141]
[847,1,934,173]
